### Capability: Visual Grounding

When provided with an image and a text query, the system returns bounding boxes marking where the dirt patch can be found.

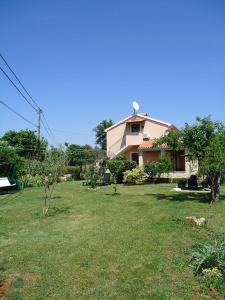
[192,292,201,300]
[24,272,40,282]
[0,275,13,298]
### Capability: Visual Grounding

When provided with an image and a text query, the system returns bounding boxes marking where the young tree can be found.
[93,119,114,150]
[42,149,67,215]
[106,155,136,192]
[107,158,124,193]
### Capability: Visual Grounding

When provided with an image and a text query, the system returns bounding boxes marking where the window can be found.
[131,123,140,133]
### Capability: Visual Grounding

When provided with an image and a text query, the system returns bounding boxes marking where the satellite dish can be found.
[132,101,140,114]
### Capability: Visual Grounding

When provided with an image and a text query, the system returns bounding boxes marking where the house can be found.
[105,113,197,178]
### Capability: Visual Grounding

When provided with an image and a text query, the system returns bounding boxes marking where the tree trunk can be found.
[209,174,220,204]
[113,177,117,193]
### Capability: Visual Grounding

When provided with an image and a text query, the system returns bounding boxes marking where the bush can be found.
[107,155,137,184]
[65,166,81,180]
[123,167,148,185]
[19,174,44,188]
[190,238,225,293]
[144,153,172,182]
[190,238,225,275]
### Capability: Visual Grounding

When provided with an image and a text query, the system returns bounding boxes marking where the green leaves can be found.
[93,119,114,150]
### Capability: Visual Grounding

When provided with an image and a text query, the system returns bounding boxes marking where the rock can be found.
[185,216,206,226]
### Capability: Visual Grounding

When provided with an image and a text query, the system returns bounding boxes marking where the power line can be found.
[40,119,58,145]
[0,53,40,109]
[42,112,58,143]
[0,99,36,127]
[0,66,38,112]
[0,54,58,145]
[53,129,94,136]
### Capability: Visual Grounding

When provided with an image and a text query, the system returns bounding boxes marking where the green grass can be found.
[0,182,225,299]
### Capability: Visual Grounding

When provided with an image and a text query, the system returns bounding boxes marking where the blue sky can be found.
[0,0,225,146]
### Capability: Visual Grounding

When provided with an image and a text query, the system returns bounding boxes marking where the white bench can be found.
[0,177,16,188]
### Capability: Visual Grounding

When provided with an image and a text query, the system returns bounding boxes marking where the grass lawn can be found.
[0,182,225,299]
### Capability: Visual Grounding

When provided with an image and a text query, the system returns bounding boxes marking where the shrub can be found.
[190,238,225,275]
[19,174,44,188]
[177,179,186,189]
[65,165,81,180]
[123,167,148,185]
[144,153,172,182]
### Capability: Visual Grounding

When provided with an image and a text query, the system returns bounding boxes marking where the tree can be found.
[42,148,67,215]
[182,117,225,203]
[106,155,136,193]
[107,158,124,193]
[24,148,67,216]
[155,116,225,203]
[0,141,24,178]
[144,153,172,181]
[154,130,181,171]
[66,144,96,178]
[1,130,48,159]
[93,119,114,150]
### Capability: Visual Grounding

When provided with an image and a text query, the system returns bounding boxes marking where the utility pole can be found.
[37,108,42,141]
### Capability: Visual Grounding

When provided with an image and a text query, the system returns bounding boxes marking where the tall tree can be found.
[66,144,96,176]
[1,130,48,159]
[93,119,114,150]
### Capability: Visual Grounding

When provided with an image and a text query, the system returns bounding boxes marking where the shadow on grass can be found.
[145,191,225,203]
[32,206,70,218]
[144,192,214,203]
[105,193,121,196]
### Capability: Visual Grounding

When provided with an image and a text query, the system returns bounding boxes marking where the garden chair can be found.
[188,175,198,190]
[0,177,17,193]
[103,173,111,185]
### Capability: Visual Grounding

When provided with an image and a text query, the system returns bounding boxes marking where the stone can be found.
[185,216,206,226]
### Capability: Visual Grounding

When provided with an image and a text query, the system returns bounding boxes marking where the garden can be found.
[0,117,225,299]
[0,182,225,299]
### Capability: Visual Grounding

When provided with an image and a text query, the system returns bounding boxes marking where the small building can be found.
[105,113,197,178]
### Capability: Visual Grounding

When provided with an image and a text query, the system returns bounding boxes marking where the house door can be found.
[131,152,139,164]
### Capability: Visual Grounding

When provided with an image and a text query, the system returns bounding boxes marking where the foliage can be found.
[155,116,225,203]
[183,117,225,203]
[200,131,225,201]
[0,140,25,178]
[19,174,44,188]
[154,130,181,171]
[190,238,225,275]
[0,130,48,159]
[65,144,96,178]
[154,130,181,152]
[22,148,67,215]
[123,167,148,185]
[144,153,172,181]
[93,119,114,150]
[107,155,136,192]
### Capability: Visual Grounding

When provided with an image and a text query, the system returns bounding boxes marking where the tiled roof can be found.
[138,139,168,149]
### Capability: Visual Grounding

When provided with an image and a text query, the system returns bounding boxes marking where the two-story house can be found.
[105,113,197,178]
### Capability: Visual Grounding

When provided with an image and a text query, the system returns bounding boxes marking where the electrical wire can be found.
[0,53,40,109]
[0,66,38,112]
[0,99,36,127]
